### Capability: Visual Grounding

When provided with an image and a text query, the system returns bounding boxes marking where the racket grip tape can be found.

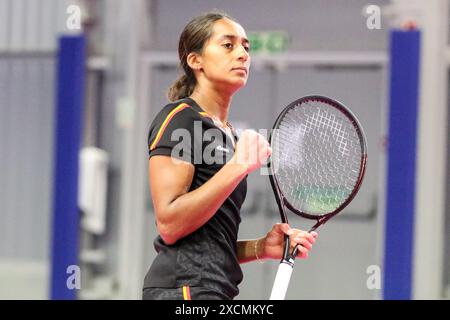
[269,262,294,300]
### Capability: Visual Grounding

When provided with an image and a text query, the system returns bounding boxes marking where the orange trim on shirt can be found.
[182,286,192,300]
[149,103,190,151]
[199,111,210,118]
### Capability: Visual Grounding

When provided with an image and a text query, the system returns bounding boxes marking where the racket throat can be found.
[310,216,329,232]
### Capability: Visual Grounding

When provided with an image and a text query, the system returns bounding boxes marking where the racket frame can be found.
[267,95,368,299]
[268,95,367,223]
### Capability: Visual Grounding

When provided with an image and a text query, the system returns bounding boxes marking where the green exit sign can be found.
[248,31,289,54]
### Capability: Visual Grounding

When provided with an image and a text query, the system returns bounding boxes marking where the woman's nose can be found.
[237,46,249,62]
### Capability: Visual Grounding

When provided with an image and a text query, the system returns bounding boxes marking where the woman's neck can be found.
[189,86,232,126]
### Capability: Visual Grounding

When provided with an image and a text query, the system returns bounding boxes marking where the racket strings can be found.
[272,100,363,215]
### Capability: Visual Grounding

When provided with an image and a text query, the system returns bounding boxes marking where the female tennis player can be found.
[143,11,318,300]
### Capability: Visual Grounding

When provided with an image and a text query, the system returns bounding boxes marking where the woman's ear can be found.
[186,52,203,71]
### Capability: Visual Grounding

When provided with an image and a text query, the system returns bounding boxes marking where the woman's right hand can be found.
[230,129,272,174]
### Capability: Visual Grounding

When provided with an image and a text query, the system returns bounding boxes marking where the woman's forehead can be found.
[211,18,247,40]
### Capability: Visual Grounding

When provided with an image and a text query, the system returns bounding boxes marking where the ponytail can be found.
[167,72,196,102]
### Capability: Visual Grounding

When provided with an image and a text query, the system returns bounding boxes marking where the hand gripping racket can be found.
[268,95,367,300]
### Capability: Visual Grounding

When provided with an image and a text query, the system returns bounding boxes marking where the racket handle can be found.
[269,261,294,300]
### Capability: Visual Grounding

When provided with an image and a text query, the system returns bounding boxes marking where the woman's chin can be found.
[216,78,248,94]
[230,78,248,90]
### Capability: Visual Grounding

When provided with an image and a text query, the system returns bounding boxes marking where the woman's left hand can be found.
[260,223,318,260]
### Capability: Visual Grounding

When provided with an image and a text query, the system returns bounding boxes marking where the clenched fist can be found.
[230,129,272,174]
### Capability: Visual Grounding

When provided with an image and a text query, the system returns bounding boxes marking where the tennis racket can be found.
[268,95,367,300]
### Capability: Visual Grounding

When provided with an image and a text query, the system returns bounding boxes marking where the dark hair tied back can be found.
[167,11,236,101]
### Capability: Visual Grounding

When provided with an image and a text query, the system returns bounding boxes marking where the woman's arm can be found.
[237,224,318,264]
[150,156,247,245]
[150,130,271,245]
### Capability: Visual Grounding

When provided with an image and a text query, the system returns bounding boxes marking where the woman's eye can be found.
[244,46,250,52]
[223,43,233,49]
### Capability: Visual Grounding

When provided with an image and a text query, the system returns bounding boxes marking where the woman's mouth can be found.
[232,67,248,75]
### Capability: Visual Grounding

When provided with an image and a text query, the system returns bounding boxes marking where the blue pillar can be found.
[383,30,420,300]
[51,35,86,299]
